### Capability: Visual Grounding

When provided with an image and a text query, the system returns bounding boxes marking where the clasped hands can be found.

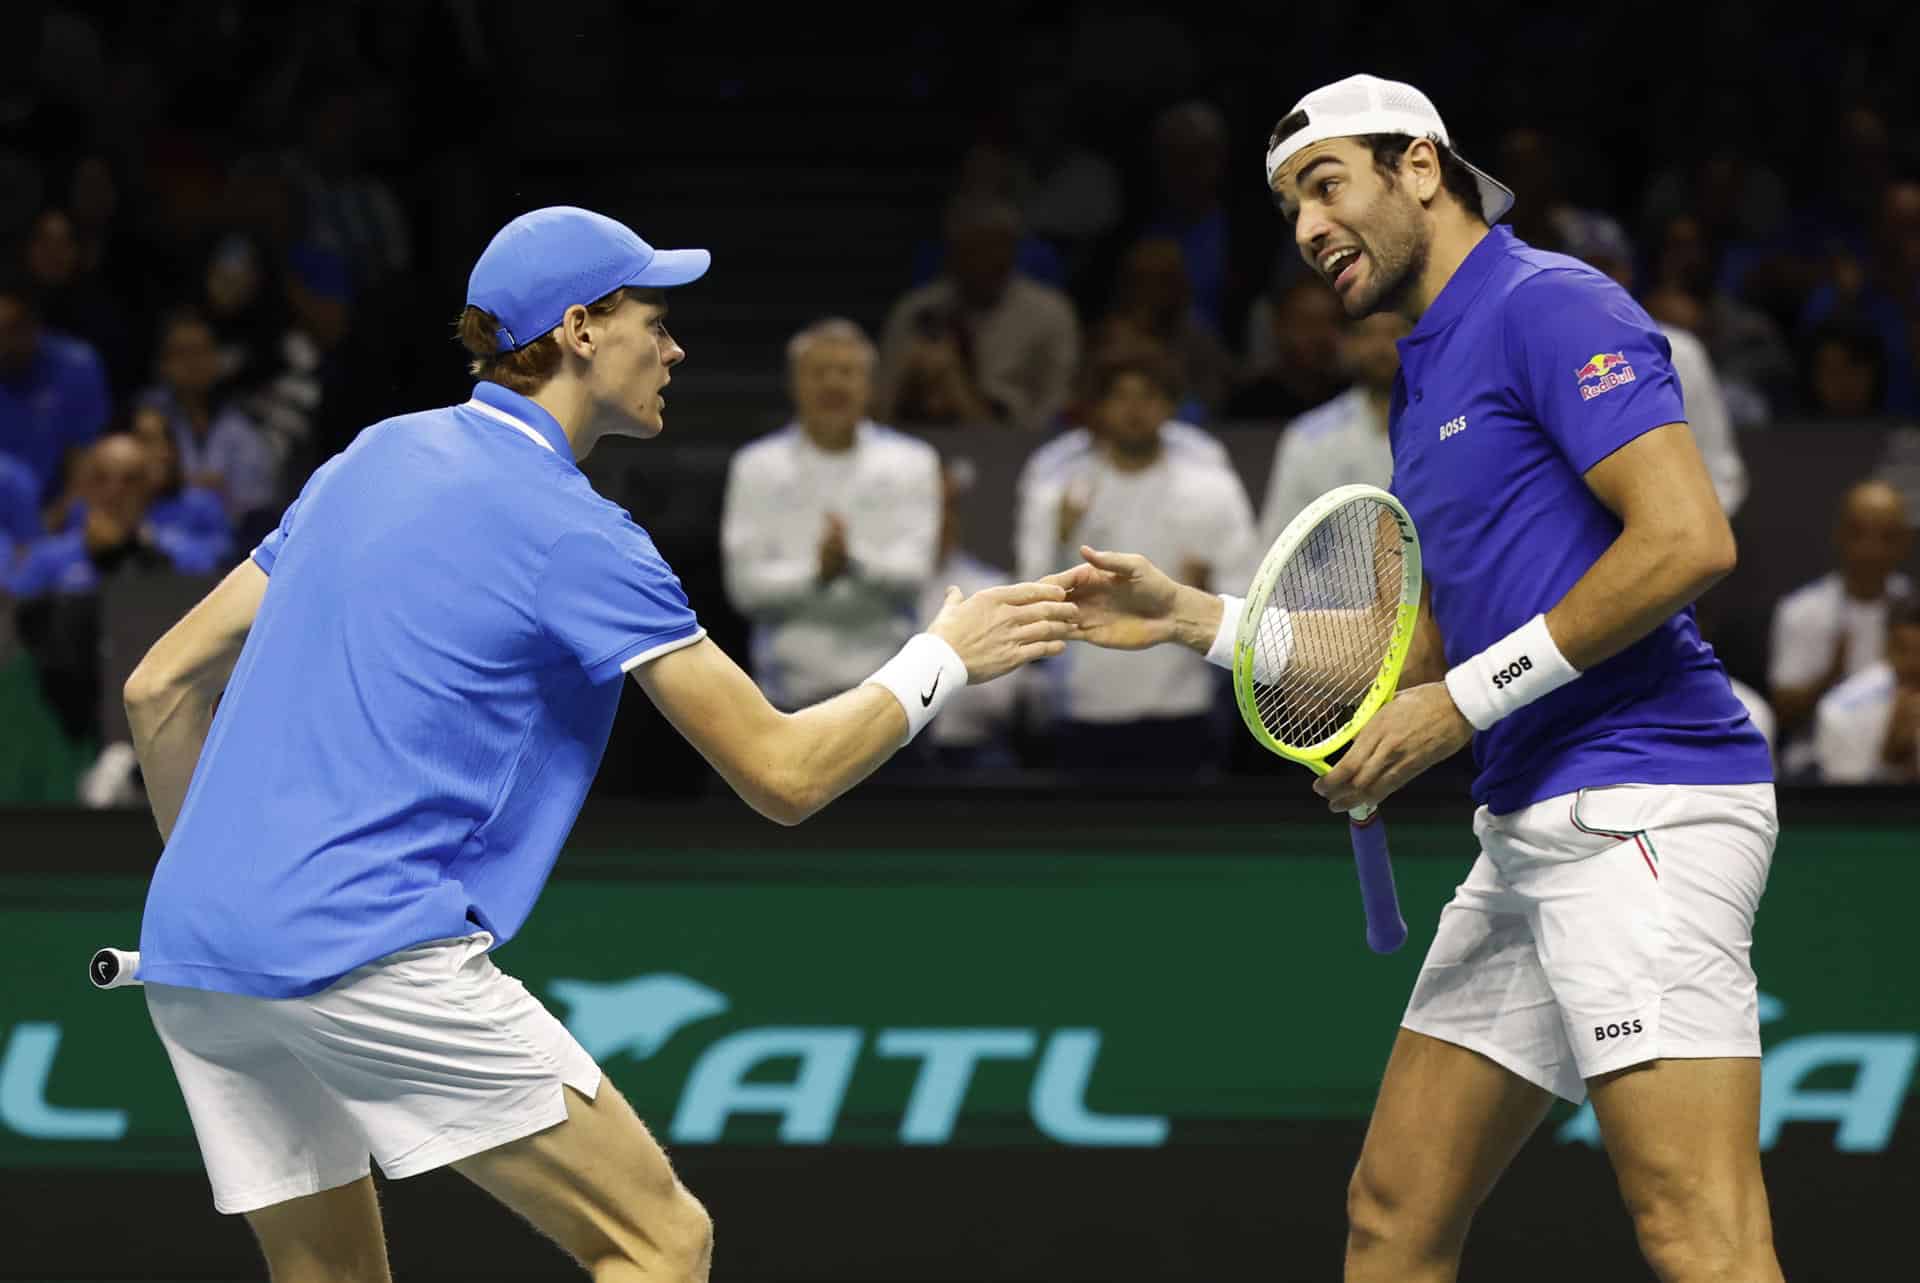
[1040,545,1472,811]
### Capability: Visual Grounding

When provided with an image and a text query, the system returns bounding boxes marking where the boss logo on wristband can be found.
[1490,655,1534,688]
[1445,615,1579,731]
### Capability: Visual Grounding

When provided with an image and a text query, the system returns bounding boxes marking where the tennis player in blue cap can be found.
[121,206,1075,1282]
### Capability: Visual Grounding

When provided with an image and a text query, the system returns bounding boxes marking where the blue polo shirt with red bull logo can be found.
[1388,226,1770,813]
[139,381,706,997]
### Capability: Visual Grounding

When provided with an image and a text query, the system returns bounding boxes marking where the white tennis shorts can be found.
[1401,782,1777,1104]
[146,932,600,1214]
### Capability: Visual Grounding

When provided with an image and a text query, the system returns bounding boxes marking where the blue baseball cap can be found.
[466,206,710,351]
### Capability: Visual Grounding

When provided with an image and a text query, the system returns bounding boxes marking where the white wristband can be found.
[1443,614,1579,731]
[1206,594,1295,684]
[1205,595,1243,669]
[864,633,968,742]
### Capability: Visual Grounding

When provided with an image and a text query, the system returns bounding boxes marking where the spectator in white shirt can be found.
[918,456,1019,769]
[1256,312,1406,555]
[1813,594,1920,784]
[722,319,941,710]
[1016,345,1255,772]
[1770,480,1913,774]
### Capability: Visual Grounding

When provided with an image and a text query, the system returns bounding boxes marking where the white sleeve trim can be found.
[617,627,708,673]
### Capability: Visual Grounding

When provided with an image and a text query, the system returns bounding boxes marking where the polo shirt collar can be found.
[467,381,576,460]
[1404,224,1514,346]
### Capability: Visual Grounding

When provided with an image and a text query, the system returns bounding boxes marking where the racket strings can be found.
[1250,499,1403,750]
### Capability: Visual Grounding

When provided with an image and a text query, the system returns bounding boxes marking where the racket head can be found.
[1232,484,1423,766]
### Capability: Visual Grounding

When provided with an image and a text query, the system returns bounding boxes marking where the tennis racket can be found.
[1231,483,1422,954]
[89,948,142,989]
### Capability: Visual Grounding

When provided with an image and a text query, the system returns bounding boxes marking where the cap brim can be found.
[629,247,711,288]
[1462,161,1516,225]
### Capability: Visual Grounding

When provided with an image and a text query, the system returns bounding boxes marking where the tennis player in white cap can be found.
[121,206,1075,1282]
[1061,76,1780,1282]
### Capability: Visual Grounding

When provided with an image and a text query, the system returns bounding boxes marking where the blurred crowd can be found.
[2,5,1918,803]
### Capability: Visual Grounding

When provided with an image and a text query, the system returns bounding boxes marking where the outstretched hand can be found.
[927,581,1077,683]
[1042,546,1220,654]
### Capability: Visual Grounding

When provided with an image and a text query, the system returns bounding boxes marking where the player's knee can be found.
[594,1181,712,1282]
[652,1184,715,1282]
[1345,1162,1393,1247]
[1345,1160,1466,1260]
[1627,1184,1772,1282]
[675,1187,716,1280]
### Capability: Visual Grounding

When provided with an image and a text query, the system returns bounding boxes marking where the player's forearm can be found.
[1400,595,1447,686]
[124,682,216,841]
[1171,584,1225,653]
[1544,521,1736,672]
[762,686,912,823]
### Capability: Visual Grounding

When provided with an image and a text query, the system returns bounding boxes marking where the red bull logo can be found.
[1575,351,1636,400]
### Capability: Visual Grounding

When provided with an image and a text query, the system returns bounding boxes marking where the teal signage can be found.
[3,822,1914,1168]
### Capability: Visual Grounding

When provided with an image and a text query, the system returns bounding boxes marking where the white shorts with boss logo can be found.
[1401,782,1777,1104]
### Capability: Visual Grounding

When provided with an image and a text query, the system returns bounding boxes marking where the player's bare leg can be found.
[1588,1057,1783,1283]
[455,1080,713,1282]
[244,1174,392,1283]
[1345,1029,1555,1283]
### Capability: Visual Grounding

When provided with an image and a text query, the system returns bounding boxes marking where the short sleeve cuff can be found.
[1564,414,1677,476]
[592,625,706,683]
[250,540,279,575]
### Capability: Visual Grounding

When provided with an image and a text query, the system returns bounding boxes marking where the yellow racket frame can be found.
[1231,483,1424,776]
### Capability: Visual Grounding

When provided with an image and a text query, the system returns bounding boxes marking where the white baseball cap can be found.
[1264,74,1514,224]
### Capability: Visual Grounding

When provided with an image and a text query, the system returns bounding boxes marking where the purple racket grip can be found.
[1348,813,1408,954]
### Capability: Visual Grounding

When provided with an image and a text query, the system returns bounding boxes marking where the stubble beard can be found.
[1351,195,1429,322]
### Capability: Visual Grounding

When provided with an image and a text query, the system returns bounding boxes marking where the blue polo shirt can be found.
[0,331,111,499]
[1388,227,1770,813]
[139,382,705,997]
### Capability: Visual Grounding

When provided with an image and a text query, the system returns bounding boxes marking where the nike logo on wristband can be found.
[921,672,941,706]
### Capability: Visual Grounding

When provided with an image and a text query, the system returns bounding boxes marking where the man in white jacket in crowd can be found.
[722,319,942,709]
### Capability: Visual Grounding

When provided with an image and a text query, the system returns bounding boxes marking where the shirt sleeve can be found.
[537,522,704,683]
[250,494,299,575]
[1507,269,1688,474]
[251,455,341,575]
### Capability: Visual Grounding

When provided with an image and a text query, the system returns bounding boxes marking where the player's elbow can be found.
[123,653,181,715]
[1690,521,1738,591]
[756,772,827,827]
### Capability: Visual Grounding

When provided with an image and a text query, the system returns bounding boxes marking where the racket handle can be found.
[90,948,142,989]
[1346,812,1408,955]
